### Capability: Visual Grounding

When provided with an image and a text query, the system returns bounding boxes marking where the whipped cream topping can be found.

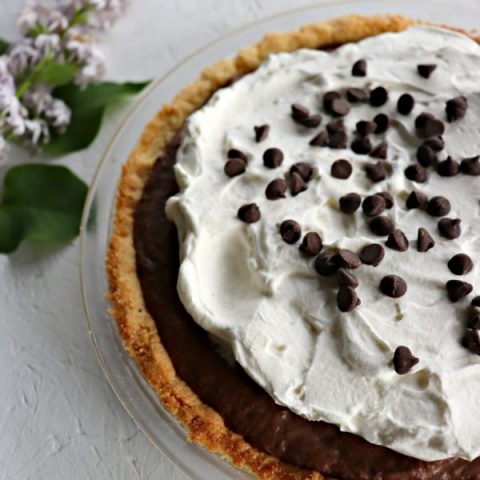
[165,27,480,462]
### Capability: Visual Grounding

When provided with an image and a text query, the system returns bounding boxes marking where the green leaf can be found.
[0,164,88,253]
[35,62,79,87]
[0,38,9,55]
[0,210,25,253]
[44,81,150,155]
[17,59,80,98]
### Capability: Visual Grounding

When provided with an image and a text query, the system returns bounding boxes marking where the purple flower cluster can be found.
[0,0,128,159]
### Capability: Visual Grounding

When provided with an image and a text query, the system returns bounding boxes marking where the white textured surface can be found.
[1,1,480,479]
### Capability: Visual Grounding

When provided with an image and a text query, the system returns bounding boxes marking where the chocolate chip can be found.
[254,124,269,142]
[417,227,435,252]
[334,249,361,269]
[339,192,361,214]
[346,87,367,103]
[227,148,248,162]
[263,148,284,168]
[427,196,451,217]
[448,254,473,275]
[424,118,445,138]
[423,136,444,152]
[416,145,436,167]
[301,114,323,128]
[386,229,409,251]
[356,120,376,136]
[224,158,246,177]
[329,130,348,149]
[468,309,480,330]
[397,93,415,115]
[446,280,473,302]
[362,194,386,217]
[380,275,407,298]
[238,203,261,223]
[337,286,361,312]
[359,243,385,266]
[337,268,359,288]
[351,137,372,155]
[331,159,352,179]
[373,113,389,134]
[352,59,367,77]
[467,311,480,331]
[291,103,310,121]
[309,130,329,147]
[462,329,480,355]
[417,64,437,78]
[369,216,394,236]
[370,142,388,159]
[315,251,339,276]
[415,113,445,138]
[376,191,394,209]
[326,118,345,133]
[291,162,313,182]
[366,161,386,182]
[323,91,341,111]
[461,156,480,176]
[291,105,322,127]
[393,346,419,374]
[405,164,428,183]
[330,98,350,117]
[437,156,460,177]
[280,219,302,244]
[369,87,388,107]
[472,296,480,307]
[290,171,307,196]
[446,95,468,122]
[438,218,461,239]
[415,112,433,129]
[406,191,428,210]
[299,232,323,256]
[265,178,287,200]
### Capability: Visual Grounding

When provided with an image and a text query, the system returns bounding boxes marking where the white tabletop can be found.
[1,1,480,479]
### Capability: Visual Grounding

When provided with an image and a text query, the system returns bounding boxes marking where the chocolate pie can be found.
[107,15,480,480]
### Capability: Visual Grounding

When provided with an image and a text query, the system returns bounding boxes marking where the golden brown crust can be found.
[106,15,479,480]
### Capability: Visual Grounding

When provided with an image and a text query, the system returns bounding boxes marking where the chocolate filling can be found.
[133,136,480,480]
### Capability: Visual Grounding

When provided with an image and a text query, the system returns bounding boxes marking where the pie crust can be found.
[107,15,480,480]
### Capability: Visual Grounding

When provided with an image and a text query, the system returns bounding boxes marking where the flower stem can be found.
[15,54,52,99]
[16,79,31,99]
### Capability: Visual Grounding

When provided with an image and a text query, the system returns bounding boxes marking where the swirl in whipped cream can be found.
[166,26,480,462]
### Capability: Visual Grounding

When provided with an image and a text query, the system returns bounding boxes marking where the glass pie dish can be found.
[79,1,480,479]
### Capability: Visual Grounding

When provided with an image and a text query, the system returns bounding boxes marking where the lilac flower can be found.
[66,39,106,84]
[0,57,15,93]
[1,0,128,156]
[22,84,52,115]
[18,1,69,35]
[91,0,128,29]
[67,0,128,31]
[2,99,27,137]
[7,39,41,76]
[76,54,106,85]
[34,33,61,54]
[78,0,127,22]
[45,99,71,129]
[23,86,71,132]
[0,58,27,137]
[73,0,107,8]
[24,118,49,144]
